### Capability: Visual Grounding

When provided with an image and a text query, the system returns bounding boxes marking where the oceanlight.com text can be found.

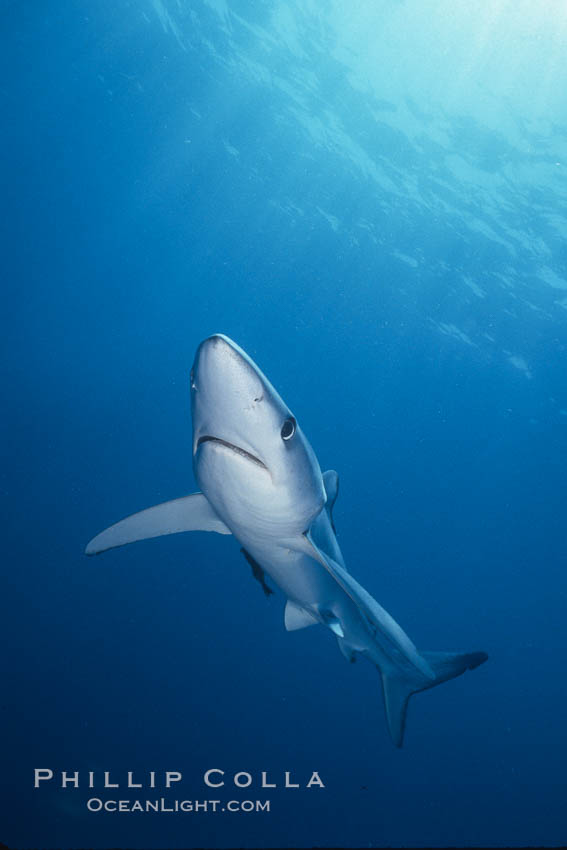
[86,797,271,813]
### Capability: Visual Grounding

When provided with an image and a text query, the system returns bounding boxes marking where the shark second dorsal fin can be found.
[284,600,318,631]
[322,470,339,532]
[85,493,231,555]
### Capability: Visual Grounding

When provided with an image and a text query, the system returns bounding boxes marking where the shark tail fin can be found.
[379,650,488,748]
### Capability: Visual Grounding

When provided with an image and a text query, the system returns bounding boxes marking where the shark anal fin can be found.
[85,493,231,555]
[240,548,274,598]
[338,637,356,663]
[284,600,318,631]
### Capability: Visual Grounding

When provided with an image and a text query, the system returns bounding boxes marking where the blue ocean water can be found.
[2,0,567,846]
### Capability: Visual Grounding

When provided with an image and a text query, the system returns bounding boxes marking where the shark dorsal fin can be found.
[284,600,318,631]
[322,469,339,532]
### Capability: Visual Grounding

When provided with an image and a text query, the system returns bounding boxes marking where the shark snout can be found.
[198,333,232,355]
[190,333,270,462]
[191,334,231,383]
[197,333,239,360]
[192,334,265,400]
[192,334,247,387]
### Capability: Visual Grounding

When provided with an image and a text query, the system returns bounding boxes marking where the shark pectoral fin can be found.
[240,548,274,598]
[85,493,231,555]
[322,470,339,532]
[284,600,318,631]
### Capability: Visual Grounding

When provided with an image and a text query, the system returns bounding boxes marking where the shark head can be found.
[190,334,326,538]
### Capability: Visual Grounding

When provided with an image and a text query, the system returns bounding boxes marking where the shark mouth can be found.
[196,436,267,470]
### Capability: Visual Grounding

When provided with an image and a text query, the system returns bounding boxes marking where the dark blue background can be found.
[2,0,567,846]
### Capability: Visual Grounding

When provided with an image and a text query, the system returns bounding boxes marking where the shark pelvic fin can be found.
[328,620,344,638]
[320,609,344,637]
[85,493,231,555]
[284,600,318,631]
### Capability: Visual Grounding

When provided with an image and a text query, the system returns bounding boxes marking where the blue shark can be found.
[86,334,487,746]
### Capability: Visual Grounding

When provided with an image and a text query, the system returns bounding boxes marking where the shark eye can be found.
[281,417,296,441]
